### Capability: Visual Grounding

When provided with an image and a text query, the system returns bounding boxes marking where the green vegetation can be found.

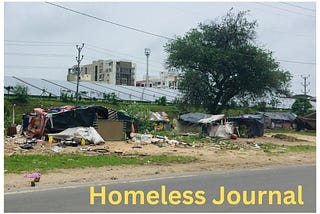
[4,154,197,174]
[3,96,181,129]
[291,97,313,116]
[286,145,316,153]
[258,142,279,153]
[155,96,167,106]
[258,142,315,154]
[165,10,291,114]
[266,129,316,136]
[12,84,29,103]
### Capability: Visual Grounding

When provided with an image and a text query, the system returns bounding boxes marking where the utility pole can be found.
[75,43,84,106]
[301,75,310,96]
[144,48,151,88]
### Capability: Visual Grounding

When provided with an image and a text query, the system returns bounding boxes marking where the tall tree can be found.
[165,10,292,114]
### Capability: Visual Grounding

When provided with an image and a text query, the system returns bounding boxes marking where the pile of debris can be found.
[129,133,193,148]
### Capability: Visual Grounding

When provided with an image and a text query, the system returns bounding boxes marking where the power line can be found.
[5,40,316,66]
[277,59,315,65]
[5,65,68,69]
[45,2,173,40]
[4,40,76,45]
[87,44,162,65]
[255,2,315,18]
[280,2,316,12]
[4,43,73,47]
[4,52,74,57]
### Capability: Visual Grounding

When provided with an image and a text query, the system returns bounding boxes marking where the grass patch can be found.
[271,134,300,142]
[266,129,316,137]
[286,145,316,153]
[258,143,279,153]
[4,154,196,174]
[258,142,315,154]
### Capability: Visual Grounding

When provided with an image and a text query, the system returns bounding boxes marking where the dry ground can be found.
[4,132,316,191]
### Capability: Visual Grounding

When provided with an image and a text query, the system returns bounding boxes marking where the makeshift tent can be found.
[23,105,109,137]
[295,112,316,131]
[228,114,264,138]
[150,112,171,131]
[176,113,227,135]
[257,112,296,129]
[117,110,139,136]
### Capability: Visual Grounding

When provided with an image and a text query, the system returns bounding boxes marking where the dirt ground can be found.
[4,132,316,192]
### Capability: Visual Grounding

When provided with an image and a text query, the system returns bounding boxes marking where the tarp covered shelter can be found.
[117,110,139,135]
[150,112,171,131]
[295,112,316,131]
[176,112,226,134]
[23,105,109,137]
[228,114,264,138]
[257,112,296,129]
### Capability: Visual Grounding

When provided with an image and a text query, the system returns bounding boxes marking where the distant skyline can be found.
[4,1,316,96]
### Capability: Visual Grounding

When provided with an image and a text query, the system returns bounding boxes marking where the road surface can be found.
[4,164,316,212]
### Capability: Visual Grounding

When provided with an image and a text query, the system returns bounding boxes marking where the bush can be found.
[12,84,29,103]
[125,103,153,133]
[291,97,312,116]
[155,96,167,106]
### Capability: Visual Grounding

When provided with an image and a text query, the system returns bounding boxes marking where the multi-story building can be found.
[136,71,179,89]
[67,59,136,86]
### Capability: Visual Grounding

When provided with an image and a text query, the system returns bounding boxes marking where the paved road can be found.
[5,165,316,212]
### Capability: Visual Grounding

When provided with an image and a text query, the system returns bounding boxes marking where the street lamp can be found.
[144,48,151,88]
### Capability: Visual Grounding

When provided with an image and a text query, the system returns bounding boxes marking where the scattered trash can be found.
[25,172,41,186]
[20,144,33,150]
[24,172,41,179]
[52,146,62,153]
[167,140,179,145]
[49,127,105,145]
[26,138,37,144]
[132,145,143,149]
[91,148,109,153]
[251,143,260,149]
[80,147,92,151]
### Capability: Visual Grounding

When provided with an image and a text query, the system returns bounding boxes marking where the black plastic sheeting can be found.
[45,106,108,133]
[228,114,265,138]
[295,112,316,131]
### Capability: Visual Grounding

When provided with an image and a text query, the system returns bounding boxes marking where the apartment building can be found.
[136,71,179,89]
[67,59,136,86]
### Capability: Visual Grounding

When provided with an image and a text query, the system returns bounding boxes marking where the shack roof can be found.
[179,112,225,124]
[258,112,297,122]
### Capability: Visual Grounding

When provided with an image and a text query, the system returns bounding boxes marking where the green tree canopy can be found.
[165,10,292,114]
[291,97,312,116]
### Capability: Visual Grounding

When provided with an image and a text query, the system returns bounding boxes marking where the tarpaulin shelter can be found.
[23,105,109,137]
[117,110,139,136]
[295,112,316,131]
[176,112,227,135]
[257,112,297,129]
[228,114,264,138]
[150,112,171,131]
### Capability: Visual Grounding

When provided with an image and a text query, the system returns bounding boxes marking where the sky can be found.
[3,1,317,96]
